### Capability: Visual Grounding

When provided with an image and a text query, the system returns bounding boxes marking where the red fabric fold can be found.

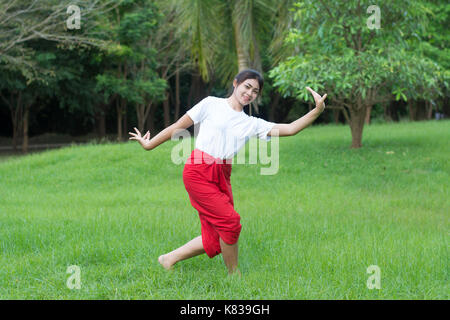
[183,149,242,258]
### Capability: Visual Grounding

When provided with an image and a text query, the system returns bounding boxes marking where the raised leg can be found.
[158,235,205,270]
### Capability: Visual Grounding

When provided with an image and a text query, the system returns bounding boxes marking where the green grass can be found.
[0,120,448,299]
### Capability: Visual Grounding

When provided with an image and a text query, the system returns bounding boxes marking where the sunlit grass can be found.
[0,120,448,299]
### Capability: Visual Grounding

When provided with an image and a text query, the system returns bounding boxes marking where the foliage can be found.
[93,0,167,136]
[0,0,448,142]
[269,0,447,147]
[166,0,291,85]
[0,0,119,83]
[271,0,445,102]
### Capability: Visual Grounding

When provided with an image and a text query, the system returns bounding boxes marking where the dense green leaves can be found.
[271,0,445,102]
[269,0,447,147]
[0,0,118,82]
[0,0,448,148]
[95,0,166,105]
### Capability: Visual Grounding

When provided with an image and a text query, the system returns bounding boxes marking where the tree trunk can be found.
[123,103,127,138]
[234,21,248,72]
[333,109,340,124]
[365,104,372,125]
[383,103,390,122]
[175,67,180,121]
[391,104,399,122]
[11,92,23,151]
[426,100,433,120]
[22,105,29,154]
[269,91,280,122]
[233,13,258,116]
[146,102,157,136]
[163,91,171,127]
[188,72,208,108]
[408,101,417,121]
[95,104,106,139]
[341,107,350,124]
[442,96,450,117]
[116,99,123,141]
[99,112,106,138]
[137,104,144,133]
[349,105,367,149]
[116,58,127,141]
[187,74,194,109]
[187,73,201,108]
[385,101,400,122]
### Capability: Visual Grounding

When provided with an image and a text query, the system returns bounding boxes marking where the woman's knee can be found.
[219,236,238,250]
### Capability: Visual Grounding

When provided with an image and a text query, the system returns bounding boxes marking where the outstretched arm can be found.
[268,87,327,137]
[129,113,194,150]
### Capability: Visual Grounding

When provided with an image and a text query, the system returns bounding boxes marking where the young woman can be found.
[129,69,327,275]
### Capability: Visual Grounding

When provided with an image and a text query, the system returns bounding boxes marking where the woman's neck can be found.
[226,95,244,112]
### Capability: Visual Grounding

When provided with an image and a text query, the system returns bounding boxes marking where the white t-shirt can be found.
[186,96,276,159]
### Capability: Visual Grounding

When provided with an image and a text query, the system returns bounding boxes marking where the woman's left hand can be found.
[306,87,327,113]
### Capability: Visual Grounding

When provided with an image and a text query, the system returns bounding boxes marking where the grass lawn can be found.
[0,120,448,299]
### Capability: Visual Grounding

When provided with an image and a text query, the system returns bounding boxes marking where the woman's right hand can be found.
[306,87,327,114]
[129,127,151,149]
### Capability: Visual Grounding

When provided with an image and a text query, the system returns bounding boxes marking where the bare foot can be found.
[228,268,242,278]
[158,254,174,270]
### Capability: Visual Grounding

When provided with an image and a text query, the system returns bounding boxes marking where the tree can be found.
[0,46,57,153]
[166,0,294,116]
[0,0,120,150]
[0,70,29,151]
[269,0,445,148]
[145,0,192,128]
[95,0,166,140]
[0,0,118,81]
[408,0,449,120]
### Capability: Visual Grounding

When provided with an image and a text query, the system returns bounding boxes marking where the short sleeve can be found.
[253,117,276,141]
[186,97,209,125]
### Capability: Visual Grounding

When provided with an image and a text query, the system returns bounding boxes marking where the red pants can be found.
[182,149,241,258]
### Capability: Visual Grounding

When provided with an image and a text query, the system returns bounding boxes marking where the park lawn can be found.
[0,120,448,299]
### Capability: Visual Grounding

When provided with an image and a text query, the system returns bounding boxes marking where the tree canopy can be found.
[0,0,448,152]
[269,0,447,148]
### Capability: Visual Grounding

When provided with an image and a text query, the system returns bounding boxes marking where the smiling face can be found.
[232,78,260,106]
